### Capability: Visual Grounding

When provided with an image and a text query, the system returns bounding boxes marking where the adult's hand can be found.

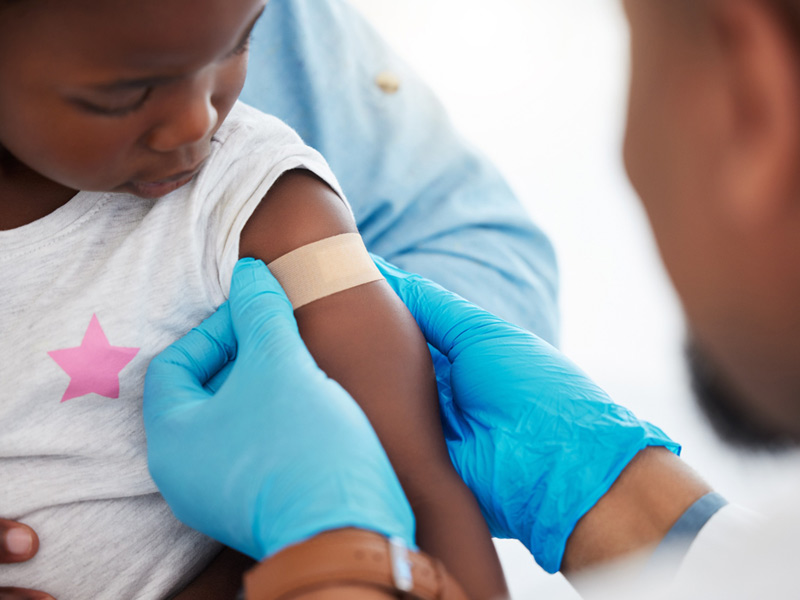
[373,256,682,574]
[143,258,415,561]
[0,519,52,600]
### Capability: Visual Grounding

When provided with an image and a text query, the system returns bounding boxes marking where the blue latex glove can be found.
[143,258,415,560]
[373,256,681,574]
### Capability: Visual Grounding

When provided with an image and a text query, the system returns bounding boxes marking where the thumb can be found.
[143,303,236,417]
[373,255,512,360]
[0,519,39,563]
[227,258,316,366]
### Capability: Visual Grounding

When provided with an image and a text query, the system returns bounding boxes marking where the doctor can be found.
[147,0,800,596]
[148,0,800,598]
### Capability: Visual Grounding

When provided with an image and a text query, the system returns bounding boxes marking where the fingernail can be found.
[5,526,33,555]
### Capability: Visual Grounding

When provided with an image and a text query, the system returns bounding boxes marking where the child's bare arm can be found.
[239,170,507,599]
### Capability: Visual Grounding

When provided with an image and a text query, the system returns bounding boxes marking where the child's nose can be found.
[146,84,219,153]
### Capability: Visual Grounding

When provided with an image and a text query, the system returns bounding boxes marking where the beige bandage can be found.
[267,233,384,310]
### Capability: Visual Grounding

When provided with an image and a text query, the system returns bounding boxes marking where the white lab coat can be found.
[576,482,800,599]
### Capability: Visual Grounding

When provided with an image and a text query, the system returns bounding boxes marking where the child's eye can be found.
[230,33,252,57]
[73,88,152,118]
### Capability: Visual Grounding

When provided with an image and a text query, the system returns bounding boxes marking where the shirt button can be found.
[375,70,401,94]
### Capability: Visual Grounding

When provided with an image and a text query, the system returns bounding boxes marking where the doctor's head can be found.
[622,0,800,447]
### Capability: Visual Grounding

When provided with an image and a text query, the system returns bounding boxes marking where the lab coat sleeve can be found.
[673,503,764,588]
[577,503,765,600]
[646,492,730,572]
[240,0,560,344]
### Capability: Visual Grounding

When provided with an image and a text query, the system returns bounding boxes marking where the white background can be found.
[347,1,800,597]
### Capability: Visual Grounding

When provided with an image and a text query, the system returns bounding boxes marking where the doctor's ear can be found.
[707,0,800,231]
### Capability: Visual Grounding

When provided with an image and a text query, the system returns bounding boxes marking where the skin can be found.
[563,448,709,572]
[16,0,799,596]
[623,0,800,440]
[261,0,800,588]
[208,0,798,593]
[0,0,263,226]
[240,0,720,590]
[0,520,51,600]
[566,0,800,574]
[239,173,509,599]
[0,0,263,597]
[0,0,507,597]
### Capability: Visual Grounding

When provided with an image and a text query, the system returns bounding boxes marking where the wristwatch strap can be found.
[244,529,469,600]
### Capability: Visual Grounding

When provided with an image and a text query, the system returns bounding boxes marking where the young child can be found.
[0,0,508,598]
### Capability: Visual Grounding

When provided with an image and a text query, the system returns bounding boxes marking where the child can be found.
[0,0,508,598]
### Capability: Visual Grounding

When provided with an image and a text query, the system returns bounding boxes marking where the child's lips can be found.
[126,167,202,199]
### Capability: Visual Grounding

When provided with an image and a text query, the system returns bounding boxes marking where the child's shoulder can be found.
[213,101,305,155]
[197,101,326,203]
[199,101,335,205]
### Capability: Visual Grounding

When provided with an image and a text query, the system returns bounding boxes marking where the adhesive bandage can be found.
[267,233,384,310]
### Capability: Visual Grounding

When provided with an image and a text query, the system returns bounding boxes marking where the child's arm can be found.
[239,170,508,600]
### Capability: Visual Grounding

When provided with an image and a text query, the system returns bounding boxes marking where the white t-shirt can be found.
[0,102,345,599]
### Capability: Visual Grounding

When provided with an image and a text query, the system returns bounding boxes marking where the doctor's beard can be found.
[687,339,797,452]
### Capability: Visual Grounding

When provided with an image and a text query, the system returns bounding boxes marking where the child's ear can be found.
[709,0,800,232]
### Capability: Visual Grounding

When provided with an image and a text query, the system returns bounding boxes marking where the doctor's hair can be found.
[687,341,796,451]
[0,0,27,11]
[773,0,800,42]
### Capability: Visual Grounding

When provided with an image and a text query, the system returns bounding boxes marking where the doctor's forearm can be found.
[562,447,712,573]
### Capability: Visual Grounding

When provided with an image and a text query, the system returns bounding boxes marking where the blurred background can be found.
[345,0,800,596]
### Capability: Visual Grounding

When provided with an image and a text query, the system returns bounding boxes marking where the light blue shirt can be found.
[241,0,560,344]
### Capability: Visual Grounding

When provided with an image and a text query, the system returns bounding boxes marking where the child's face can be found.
[0,0,266,198]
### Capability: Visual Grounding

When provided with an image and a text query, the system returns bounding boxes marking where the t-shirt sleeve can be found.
[197,102,352,300]
[241,0,560,345]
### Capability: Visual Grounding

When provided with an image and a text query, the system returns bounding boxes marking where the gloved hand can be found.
[143,258,415,560]
[373,255,680,574]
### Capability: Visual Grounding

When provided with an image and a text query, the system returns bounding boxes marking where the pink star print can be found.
[48,314,140,403]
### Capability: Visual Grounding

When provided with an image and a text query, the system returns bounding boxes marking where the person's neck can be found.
[0,148,78,230]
